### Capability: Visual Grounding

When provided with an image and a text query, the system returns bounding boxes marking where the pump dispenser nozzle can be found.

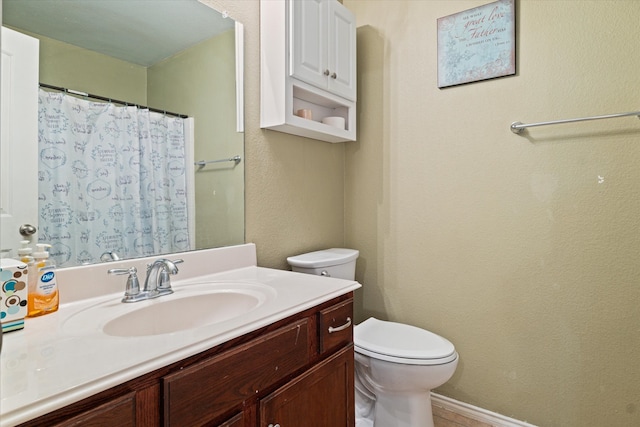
[17,240,33,256]
[33,243,52,259]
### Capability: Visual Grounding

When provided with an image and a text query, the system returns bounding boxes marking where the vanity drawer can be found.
[319,299,353,355]
[163,319,310,426]
[51,392,136,427]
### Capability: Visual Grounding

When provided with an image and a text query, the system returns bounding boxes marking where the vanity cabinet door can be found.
[163,319,310,426]
[260,346,355,427]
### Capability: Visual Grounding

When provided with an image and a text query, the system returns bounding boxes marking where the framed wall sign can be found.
[437,0,516,88]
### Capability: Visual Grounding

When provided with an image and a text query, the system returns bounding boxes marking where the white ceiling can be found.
[3,0,235,67]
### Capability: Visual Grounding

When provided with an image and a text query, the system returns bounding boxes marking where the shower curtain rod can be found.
[39,83,189,119]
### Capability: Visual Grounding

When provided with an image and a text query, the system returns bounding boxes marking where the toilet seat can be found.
[354,317,457,365]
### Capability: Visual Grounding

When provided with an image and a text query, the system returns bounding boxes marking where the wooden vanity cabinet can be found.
[18,294,354,427]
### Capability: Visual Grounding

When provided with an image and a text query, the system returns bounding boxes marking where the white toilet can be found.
[287,249,459,427]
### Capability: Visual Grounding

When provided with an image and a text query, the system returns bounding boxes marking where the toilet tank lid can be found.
[287,248,359,268]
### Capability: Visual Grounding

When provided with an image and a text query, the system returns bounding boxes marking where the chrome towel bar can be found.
[195,155,242,167]
[511,110,640,134]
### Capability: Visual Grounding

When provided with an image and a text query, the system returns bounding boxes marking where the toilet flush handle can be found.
[320,270,331,277]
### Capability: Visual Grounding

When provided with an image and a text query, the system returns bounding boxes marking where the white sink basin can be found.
[104,291,261,337]
[62,281,276,337]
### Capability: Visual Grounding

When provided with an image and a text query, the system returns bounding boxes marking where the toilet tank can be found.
[286,248,359,280]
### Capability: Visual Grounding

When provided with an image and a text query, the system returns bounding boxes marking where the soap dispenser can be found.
[17,240,36,302]
[28,243,59,317]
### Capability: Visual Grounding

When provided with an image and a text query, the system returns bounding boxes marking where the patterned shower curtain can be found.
[38,89,191,267]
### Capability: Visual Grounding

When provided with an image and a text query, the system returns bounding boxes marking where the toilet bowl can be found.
[354,317,458,427]
[287,249,459,427]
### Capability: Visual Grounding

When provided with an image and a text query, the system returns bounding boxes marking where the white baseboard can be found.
[431,393,538,427]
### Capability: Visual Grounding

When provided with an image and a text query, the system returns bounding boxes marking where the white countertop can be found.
[0,244,360,426]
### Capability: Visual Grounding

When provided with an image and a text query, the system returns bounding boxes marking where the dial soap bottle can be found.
[28,244,59,317]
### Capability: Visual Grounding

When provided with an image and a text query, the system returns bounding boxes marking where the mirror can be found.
[2,0,245,267]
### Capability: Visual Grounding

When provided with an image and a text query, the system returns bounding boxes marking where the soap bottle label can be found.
[37,267,56,296]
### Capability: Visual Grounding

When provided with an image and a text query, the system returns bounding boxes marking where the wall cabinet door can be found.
[290,0,356,101]
[326,0,356,100]
[260,346,355,427]
[290,0,327,90]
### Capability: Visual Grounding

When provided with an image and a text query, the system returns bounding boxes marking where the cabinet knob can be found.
[324,69,330,76]
[268,424,281,427]
[331,72,337,79]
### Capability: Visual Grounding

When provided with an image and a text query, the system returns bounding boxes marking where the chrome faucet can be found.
[100,250,120,262]
[108,258,183,303]
[143,258,183,296]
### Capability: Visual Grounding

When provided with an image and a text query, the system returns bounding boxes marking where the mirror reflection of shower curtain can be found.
[37,89,193,267]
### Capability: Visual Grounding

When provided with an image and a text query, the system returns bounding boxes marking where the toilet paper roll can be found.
[321,116,346,130]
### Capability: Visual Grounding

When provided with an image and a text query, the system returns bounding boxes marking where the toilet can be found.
[287,249,459,427]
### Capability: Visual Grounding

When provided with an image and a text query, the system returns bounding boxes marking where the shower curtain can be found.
[38,89,193,267]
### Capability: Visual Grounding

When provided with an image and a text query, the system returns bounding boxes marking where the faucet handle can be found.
[146,258,183,270]
[166,258,184,270]
[108,267,141,302]
[107,266,137,277]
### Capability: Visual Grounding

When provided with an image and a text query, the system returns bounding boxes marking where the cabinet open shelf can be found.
[262,77,356,143]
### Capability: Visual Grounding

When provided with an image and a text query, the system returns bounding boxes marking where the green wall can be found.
[344,1,640,426]
[148,30,244,250]
[30,30,147,104]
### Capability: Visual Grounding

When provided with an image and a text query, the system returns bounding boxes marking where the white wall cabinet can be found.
[290,0,356,101]
[261,0,357,143]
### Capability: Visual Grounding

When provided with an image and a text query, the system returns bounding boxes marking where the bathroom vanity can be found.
[0,244,360,426]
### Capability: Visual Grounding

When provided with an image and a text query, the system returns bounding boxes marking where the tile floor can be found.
[433,405,495,427]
